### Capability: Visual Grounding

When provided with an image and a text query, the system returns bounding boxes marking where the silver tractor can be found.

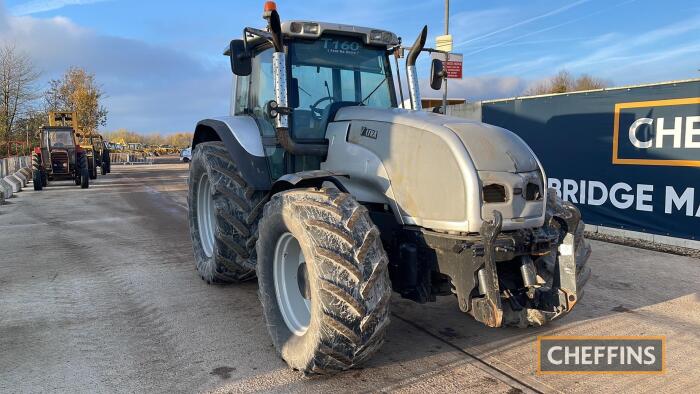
[187,3,591,374]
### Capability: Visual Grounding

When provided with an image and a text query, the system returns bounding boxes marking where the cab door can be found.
[234,45,286,181]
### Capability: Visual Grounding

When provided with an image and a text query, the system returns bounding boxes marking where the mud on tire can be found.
[257,188,392,374]
[188,141,265,283]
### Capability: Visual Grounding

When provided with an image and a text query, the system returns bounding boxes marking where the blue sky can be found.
[1,0,699,133]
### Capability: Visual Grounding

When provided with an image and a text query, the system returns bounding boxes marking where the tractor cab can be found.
[46,128,76,149]
[225,9,439,178]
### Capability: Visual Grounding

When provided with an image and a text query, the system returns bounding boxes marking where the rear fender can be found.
[192,117,271,190]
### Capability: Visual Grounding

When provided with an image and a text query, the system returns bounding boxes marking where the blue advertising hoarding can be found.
[482,80,700,240]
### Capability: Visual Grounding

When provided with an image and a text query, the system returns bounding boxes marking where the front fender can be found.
[193,117,271,190]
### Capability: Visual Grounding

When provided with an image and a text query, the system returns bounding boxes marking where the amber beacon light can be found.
[264,1,277,12]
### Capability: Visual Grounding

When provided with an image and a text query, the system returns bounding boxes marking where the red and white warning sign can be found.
[431,52,463,79]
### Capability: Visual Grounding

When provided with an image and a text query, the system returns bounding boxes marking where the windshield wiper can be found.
[361,77,387,104]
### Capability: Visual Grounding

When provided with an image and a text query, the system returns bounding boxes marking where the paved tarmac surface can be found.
[1,161,698,393]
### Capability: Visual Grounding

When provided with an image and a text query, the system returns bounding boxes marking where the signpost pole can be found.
[442,0,449,115]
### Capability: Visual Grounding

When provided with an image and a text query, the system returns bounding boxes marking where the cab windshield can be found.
[289,35,395,139]
[48,130,75,148]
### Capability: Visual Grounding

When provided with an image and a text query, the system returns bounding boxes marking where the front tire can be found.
[103,149,111,173]
[188,141,265,283]
[89,155,98,179]
[257,188,391,374]
[79,154,89,189]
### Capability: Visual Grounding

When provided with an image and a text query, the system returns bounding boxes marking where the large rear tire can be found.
[32,152,43,191]
[257,188,391,374]
[32,170,43,191]
[187,141,265,283]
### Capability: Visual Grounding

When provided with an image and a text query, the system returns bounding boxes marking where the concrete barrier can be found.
[3,176,21,193]
[0,178,13,198]
[19,167,31,179]
[11,174,26,188]
[1,156,31,178]
[14,171,28,187]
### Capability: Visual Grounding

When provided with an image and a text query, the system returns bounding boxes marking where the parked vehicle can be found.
[180,147,192,163]
[32,125,90,190]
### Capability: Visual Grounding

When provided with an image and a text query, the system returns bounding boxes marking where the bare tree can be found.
[574,73,607,91]
[0,43,41,156]
[525,70,608,95]
[45,67,108,133]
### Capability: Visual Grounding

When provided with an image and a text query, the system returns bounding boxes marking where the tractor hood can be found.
[334,106,539,173]
[325,106,546,233]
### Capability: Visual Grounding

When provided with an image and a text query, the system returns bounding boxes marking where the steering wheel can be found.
[309,96,334,120]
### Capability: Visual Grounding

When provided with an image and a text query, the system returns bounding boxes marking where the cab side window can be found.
[249,47,276,137]
[234,75,249,115]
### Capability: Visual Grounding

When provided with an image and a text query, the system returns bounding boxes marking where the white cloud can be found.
[420,76,528,101]
[10,0,110,16]
[561,15,700,75]
[454,0,590,49]
[0,1,229,133]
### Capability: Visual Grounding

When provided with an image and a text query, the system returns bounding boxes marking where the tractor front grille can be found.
[483,184,507,203]
[52,152,69,174]
[525,182,542,201]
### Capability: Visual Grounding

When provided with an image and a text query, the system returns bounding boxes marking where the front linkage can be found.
[386,191,591,328]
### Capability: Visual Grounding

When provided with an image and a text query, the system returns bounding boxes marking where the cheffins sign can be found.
[613,98,700,167]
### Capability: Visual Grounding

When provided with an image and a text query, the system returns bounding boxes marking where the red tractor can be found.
[32,125,90,191]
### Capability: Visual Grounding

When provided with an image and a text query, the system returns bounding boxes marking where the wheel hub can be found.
[274,232,311,336]
[196,173,216,258]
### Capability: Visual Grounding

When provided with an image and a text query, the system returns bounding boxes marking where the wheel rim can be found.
[274,232,311,336]
[197,172,216,258]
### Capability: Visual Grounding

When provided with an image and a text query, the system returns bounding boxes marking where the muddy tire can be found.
[257,188,391,374]
[187,141,265,284]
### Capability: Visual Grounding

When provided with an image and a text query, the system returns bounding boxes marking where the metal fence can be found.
[109,152,154,165]
[0,156,31,178]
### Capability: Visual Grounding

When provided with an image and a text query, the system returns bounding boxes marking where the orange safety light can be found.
[264,1,277,12]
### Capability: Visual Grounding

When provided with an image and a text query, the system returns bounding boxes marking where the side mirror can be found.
[430,59,444,90]
[229,39,251,76]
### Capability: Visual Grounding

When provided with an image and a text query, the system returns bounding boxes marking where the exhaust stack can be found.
[406,26,427,111]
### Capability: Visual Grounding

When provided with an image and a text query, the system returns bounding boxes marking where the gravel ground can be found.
[585,232,700,259]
